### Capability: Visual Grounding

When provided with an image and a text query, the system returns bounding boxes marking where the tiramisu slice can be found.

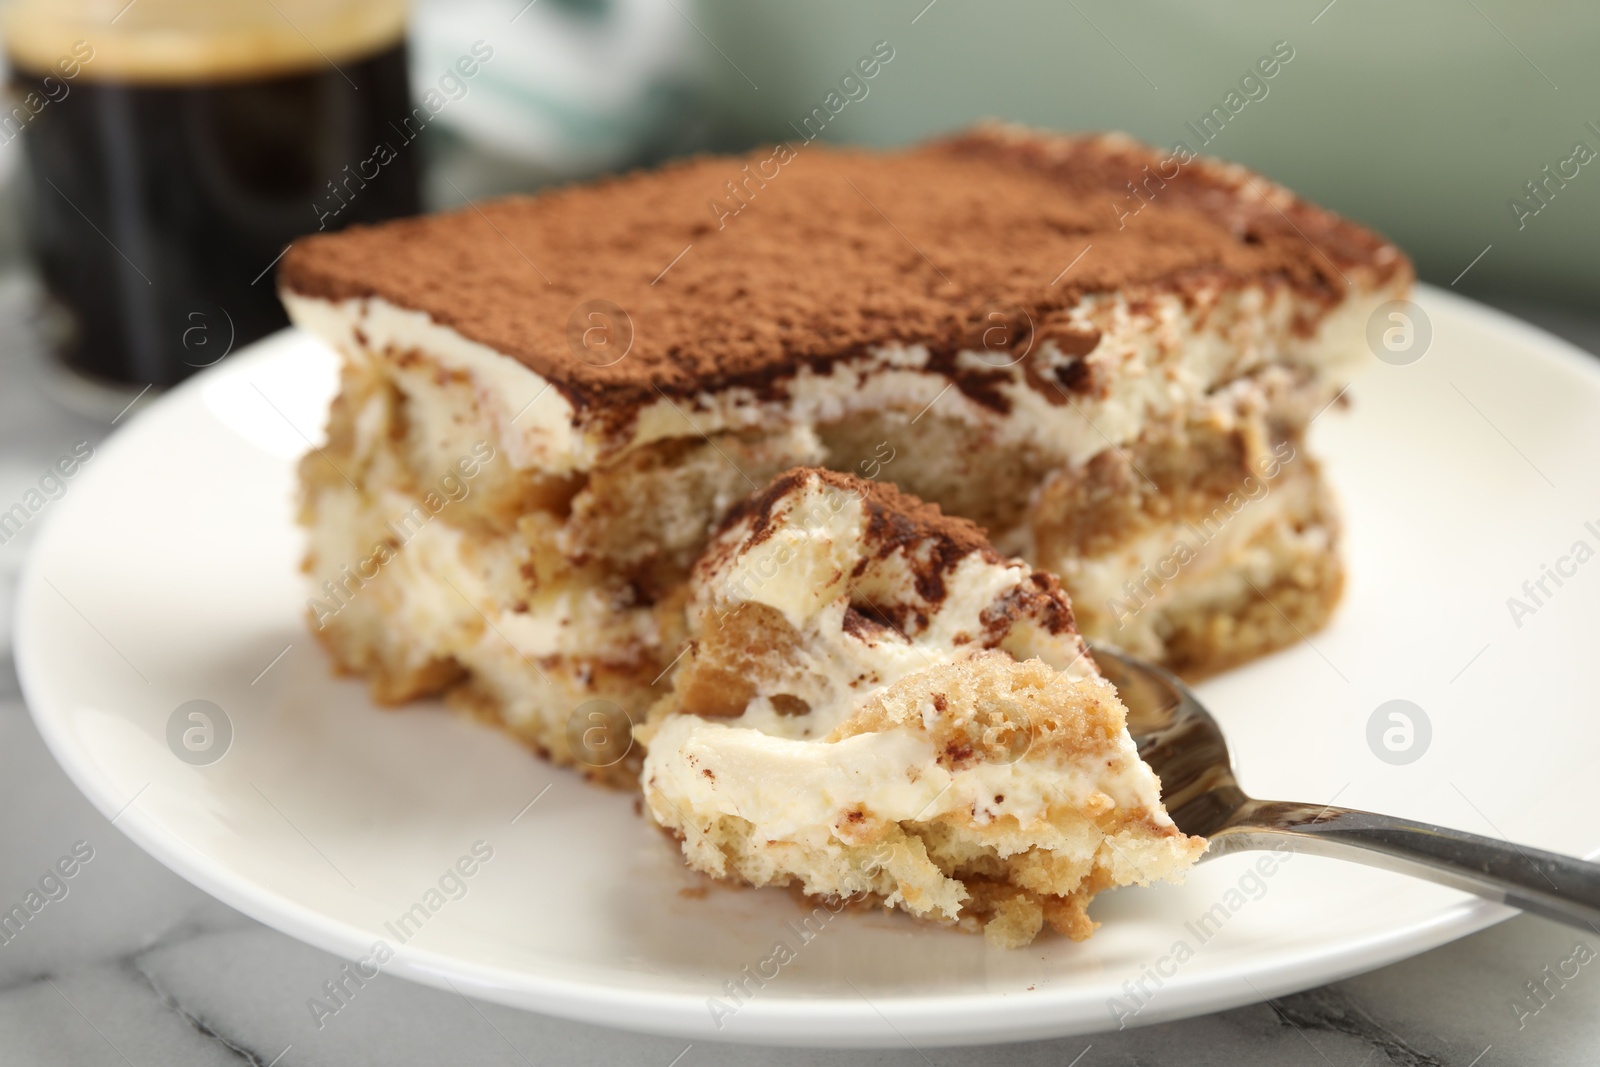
[280,123,1409,773]
[639,469,1205,947]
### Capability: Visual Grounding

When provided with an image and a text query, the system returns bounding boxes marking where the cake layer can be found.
[303,440,1335,781]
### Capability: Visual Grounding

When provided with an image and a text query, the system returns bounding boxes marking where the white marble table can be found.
[2,281,1598,1066]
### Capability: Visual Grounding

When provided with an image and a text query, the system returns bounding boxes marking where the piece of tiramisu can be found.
[280,123,1409,774]
[639,469,1206,946]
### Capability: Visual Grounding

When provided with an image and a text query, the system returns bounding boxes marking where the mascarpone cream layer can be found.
[283,285,1380,477]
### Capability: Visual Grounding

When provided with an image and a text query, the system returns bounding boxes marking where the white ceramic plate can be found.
[17,285,1600,1048]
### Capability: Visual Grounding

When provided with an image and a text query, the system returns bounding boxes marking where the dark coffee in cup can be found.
[2,0,419,390]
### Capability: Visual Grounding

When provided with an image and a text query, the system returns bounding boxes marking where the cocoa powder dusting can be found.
[279,125,1409,416]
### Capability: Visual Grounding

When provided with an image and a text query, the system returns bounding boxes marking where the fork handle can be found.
[1211,799,1600,931]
